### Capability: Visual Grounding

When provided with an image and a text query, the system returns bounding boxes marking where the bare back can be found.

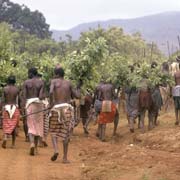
[99,83,115,101]
[23,77,44,99]
[50,78,80,105]
[94,82,103,101]
[174,71,180,85]
[3,85,19,105]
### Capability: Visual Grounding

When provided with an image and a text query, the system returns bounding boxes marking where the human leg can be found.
[82,118,89,134]
[29,133,35,155]
[129,117,135,133]
[175,108,179,125]
[62,138,70,163]
[51,135,59,161]
[11,129,16,148]
[113,111,119,135]
[139,109,146,133]
[101,124,106,142]
[2,134,7,148]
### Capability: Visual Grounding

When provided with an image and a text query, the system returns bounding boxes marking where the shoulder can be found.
[63,79,71,85]
[15,86,19,91]
[3,86,8,91]
[39,79,44,85]
[24,79,31,84]
[66,80,71,84]
[50,78,57,84]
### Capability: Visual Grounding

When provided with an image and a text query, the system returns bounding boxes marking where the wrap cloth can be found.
[174,97,180,109]
[172,85,180,97]
[126,91,139,119]
[97,101,116,124]
[80,95,93,118]
[42,99,49,137]
[172,86,180,109]
[26,98,44,137]
[49,103,74,140]
[43,112,49,137]
[139,90,153,110]
[151,88,163,111]
[3,105,20,134]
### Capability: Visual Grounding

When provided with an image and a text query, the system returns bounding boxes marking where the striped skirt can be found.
[49,107,74,140]
[43,113,49,137]
[3,108,20,134]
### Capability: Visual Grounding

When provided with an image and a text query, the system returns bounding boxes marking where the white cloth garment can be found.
[26,97,42,109]
[4,105,17,119]
[172,85,180,97]
[49,103,74,124]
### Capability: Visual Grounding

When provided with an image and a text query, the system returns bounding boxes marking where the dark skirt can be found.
[173,97,180,109]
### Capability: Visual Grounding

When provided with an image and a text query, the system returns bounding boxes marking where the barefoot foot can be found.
[30,147,35,156]
[2,141,6,149]
[62,158,70,164]
[51,153,59,161]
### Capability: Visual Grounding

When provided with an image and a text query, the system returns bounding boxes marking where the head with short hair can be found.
[28,67,38,78]
[7,75,16,85]
[37,73,42,78]
[151,61,158,69]
[54,67,64,77]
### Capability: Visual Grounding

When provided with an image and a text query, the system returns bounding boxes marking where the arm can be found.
[92,88,97,105]
[71,83,81,99]
[21,82,27,109]
[1,89,5,108]
[49,80,54,107]
[16,88,20,107]
[39,81,45,100]
[112,85,116,100]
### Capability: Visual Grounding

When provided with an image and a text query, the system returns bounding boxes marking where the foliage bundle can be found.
[0,17,172,96]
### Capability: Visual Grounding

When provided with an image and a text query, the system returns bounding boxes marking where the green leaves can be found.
[0,22,169,96]
[127,62,174,89]
[65,37,108,91]
[0,0,51,39]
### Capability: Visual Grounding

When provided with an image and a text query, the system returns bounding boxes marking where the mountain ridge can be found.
[52,11,180,55]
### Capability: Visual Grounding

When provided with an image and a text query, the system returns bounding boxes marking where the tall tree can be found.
[0,0,51,39]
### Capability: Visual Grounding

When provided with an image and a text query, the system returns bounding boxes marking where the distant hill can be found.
[52,12,180,55]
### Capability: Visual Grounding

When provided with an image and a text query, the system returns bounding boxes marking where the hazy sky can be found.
[11,0,180,30]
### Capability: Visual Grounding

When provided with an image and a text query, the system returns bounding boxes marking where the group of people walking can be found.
[0,63,122,163]
[1,59,180,163]
[1,66,81,163]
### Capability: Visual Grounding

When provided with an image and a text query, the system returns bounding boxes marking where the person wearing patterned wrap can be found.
[125,87,139,133]
[49,67,81,163]
[96,81,119,142]
[23,67,45,156]
[1,75,20,149]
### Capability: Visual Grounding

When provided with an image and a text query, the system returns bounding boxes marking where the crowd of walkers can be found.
[0,60,180,163]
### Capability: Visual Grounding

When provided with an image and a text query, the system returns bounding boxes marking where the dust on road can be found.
[0,109,180,180]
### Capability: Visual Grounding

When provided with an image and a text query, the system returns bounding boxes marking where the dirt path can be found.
[0,109,180,180]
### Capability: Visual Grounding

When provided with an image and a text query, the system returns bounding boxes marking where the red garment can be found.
[139,90,152,110]
[3,108,20,134]
[98,102,116,124]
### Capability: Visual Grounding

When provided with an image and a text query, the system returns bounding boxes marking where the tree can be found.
[0,0,51,39]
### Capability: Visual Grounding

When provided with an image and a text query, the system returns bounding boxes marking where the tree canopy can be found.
[0,0,51,39]
[0,21,173,95]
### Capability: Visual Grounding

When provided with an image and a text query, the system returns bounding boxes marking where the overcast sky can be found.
[10,0,180,30]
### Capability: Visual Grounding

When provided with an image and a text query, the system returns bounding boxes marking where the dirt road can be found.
[0,109,180,180]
